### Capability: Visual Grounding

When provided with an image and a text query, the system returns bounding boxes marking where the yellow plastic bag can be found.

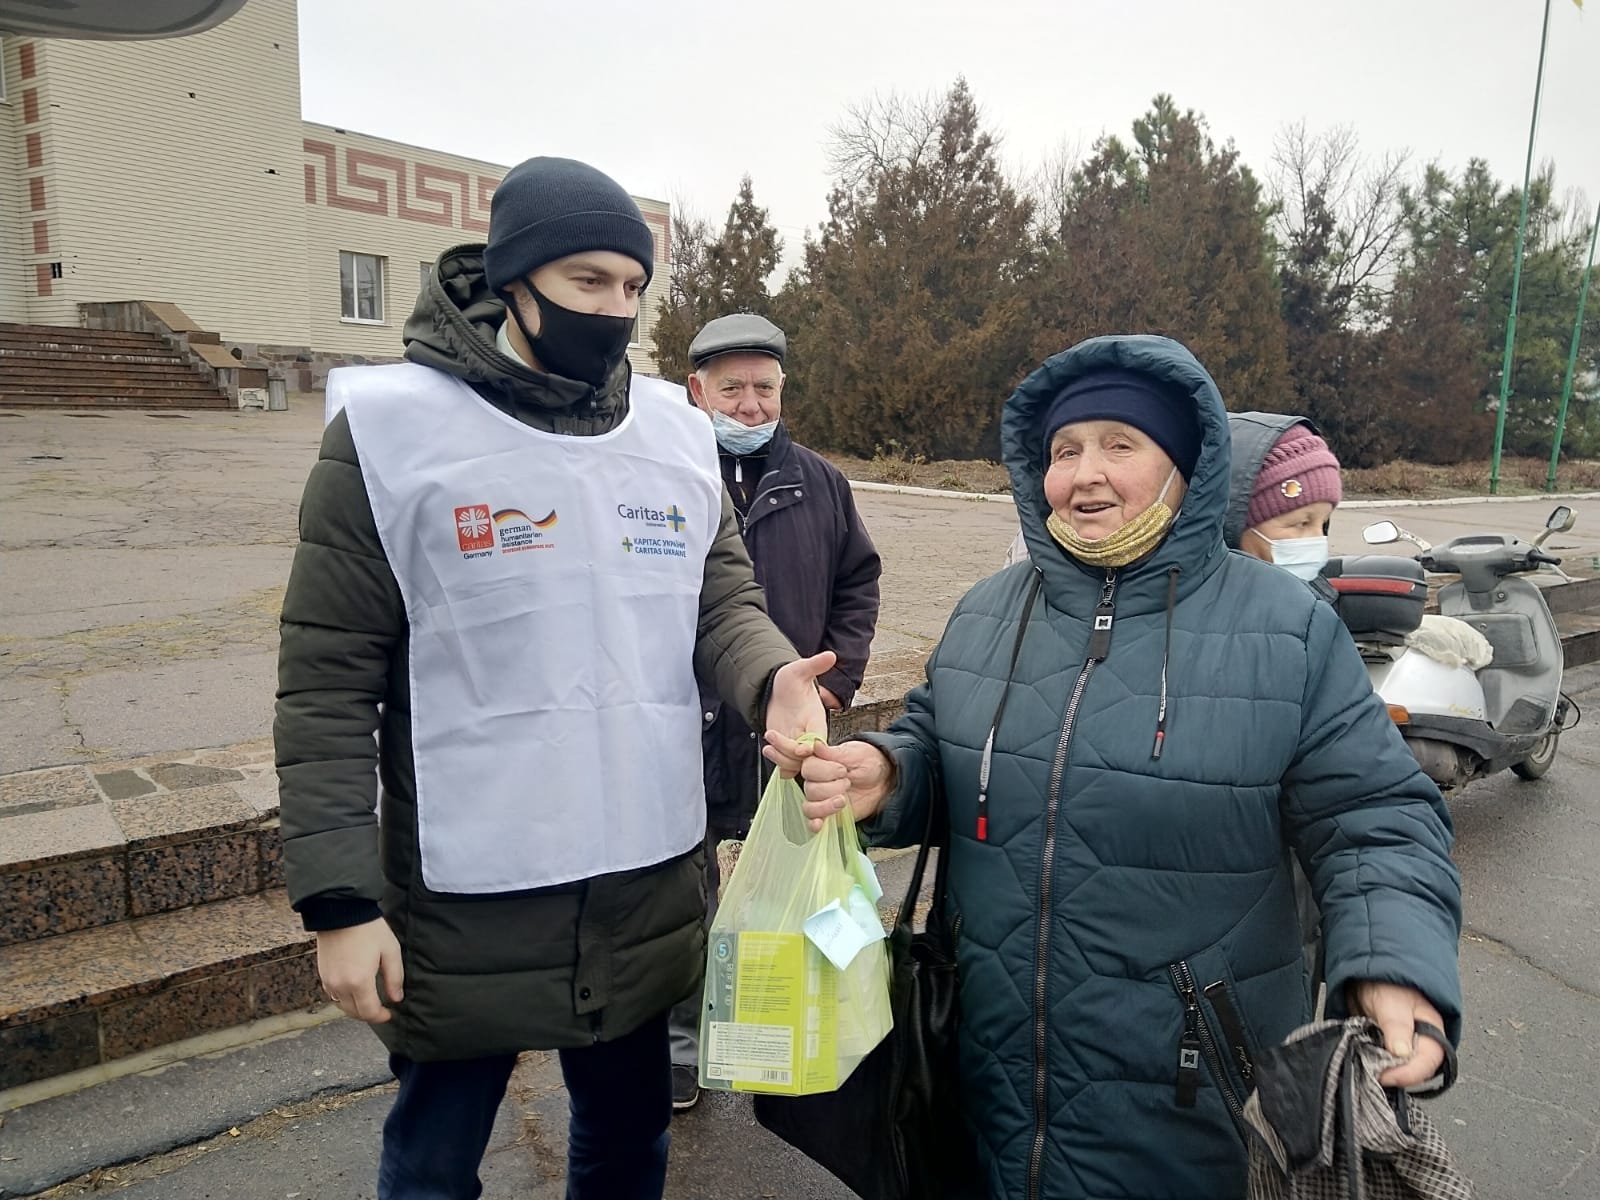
[698,760,894,1096]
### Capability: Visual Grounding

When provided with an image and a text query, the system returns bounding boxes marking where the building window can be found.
[0,40,7,103]
[49,262,62,279]
[340,251,385,323]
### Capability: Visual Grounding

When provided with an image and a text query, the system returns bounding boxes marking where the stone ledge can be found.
[0,891,318,1091]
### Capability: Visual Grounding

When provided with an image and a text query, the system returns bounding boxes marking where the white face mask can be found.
[1251,531,1330,582]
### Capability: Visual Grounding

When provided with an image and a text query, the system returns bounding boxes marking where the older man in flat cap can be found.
[668,313,883,1110]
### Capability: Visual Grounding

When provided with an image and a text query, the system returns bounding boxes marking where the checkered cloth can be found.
[1244,1018,1474,1200]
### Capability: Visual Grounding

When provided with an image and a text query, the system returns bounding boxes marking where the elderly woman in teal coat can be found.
[771,334,1462,1200]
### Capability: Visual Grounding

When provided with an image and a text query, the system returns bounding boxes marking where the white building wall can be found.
[31,0,310,343]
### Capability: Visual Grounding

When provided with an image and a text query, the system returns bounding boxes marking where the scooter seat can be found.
[1404,615,1493,670]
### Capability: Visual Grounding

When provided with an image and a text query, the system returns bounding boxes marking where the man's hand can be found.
[317,917,404,1025]
[818,684,844,712]
[766,734,893,833]
[765,652,837,774]
[1347,980,1447,1088]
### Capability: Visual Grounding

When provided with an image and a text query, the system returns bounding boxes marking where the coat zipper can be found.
[1169,961,1249,1140]
[741,471,792,533]
[1026,569,1118,1200]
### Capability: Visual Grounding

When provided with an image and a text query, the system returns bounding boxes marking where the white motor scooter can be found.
[1321,506,1579,792]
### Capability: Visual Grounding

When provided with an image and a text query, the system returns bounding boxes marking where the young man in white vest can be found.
[275,156,833,1200]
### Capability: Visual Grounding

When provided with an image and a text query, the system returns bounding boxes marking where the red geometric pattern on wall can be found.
[301,139,669,261]
[303,140,493,233]
[19,41,36,78]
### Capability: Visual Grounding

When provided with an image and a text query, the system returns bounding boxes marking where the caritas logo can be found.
[454,505,495,554]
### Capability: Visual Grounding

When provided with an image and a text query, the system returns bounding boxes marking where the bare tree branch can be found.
[1027,134,1087,238]
[665,195,711,310]
[1270,123,1412,320]
[826,89,941,192]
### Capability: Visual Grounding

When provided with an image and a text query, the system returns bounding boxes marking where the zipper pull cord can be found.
[1152,566,1180,760]
[976,728,996,842]
[975,571,1042,842]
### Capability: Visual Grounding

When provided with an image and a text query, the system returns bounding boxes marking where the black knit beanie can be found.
[1040,369,1202,479]
[483,157,656,293]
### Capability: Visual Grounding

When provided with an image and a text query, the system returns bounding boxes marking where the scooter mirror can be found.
[1362,521,1400,545]
[1547,505,1575,533]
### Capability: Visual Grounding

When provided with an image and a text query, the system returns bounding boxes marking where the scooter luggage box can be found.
[1321,555,1427,642]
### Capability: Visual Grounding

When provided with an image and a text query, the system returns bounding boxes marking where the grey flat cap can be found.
[689,313,786,369]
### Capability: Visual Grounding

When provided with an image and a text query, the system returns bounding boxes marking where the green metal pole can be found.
[1490,0,1553,495]
[1546,200,1600,492]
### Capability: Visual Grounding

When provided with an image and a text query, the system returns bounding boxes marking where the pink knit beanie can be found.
[1247,428,1342,529]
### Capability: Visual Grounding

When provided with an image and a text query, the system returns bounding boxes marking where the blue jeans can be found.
[378,1012,672,1200]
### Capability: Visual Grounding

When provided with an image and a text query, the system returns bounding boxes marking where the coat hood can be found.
[1224,411,1320,550]
[1001,334,1232,615]
[402,243,630,418]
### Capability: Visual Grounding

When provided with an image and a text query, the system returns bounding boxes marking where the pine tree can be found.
[1038,96,1291,415]
[651,177,782,383]
[780,79,1039,459]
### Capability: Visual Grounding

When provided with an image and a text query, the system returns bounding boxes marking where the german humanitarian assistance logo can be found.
[455,505,494,553]
[493,508,557,553]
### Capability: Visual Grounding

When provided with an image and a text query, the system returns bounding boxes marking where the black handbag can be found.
[752,801,984,1199]
[751,573,1040,1198]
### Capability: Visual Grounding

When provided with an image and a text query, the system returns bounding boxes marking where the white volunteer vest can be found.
[332,363,720,892]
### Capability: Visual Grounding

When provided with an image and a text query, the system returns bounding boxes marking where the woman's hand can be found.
[1347,980,1448,1088]
[764,734,893,832]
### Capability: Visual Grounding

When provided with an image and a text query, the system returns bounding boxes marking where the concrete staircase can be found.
[0,323,233,410]
[0,744,319,1093]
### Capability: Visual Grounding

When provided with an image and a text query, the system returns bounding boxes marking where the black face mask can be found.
[505,281,635,389]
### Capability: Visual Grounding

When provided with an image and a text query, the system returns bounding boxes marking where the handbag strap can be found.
[896,569,1043,931]
[1407,1021,1457,1098]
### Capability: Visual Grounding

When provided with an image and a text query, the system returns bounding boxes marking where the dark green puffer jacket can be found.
[274,245,797,1059]
[861,336,1462,1200]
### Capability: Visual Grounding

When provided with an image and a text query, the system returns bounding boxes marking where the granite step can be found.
[0,326,177,351]
[0,749,279,948]
[0,889,320,1092]
[0,400,235,412]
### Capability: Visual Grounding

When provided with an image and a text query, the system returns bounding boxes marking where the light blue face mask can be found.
[710,410,778,455]
[1251,531,1331,582]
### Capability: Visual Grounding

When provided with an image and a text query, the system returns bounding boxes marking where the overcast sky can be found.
[299,0,1596,274]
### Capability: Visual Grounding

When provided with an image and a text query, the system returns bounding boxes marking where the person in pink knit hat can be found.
[1225,413,1343,581]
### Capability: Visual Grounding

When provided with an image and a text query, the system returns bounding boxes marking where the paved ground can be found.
[3,402,1600,1197]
